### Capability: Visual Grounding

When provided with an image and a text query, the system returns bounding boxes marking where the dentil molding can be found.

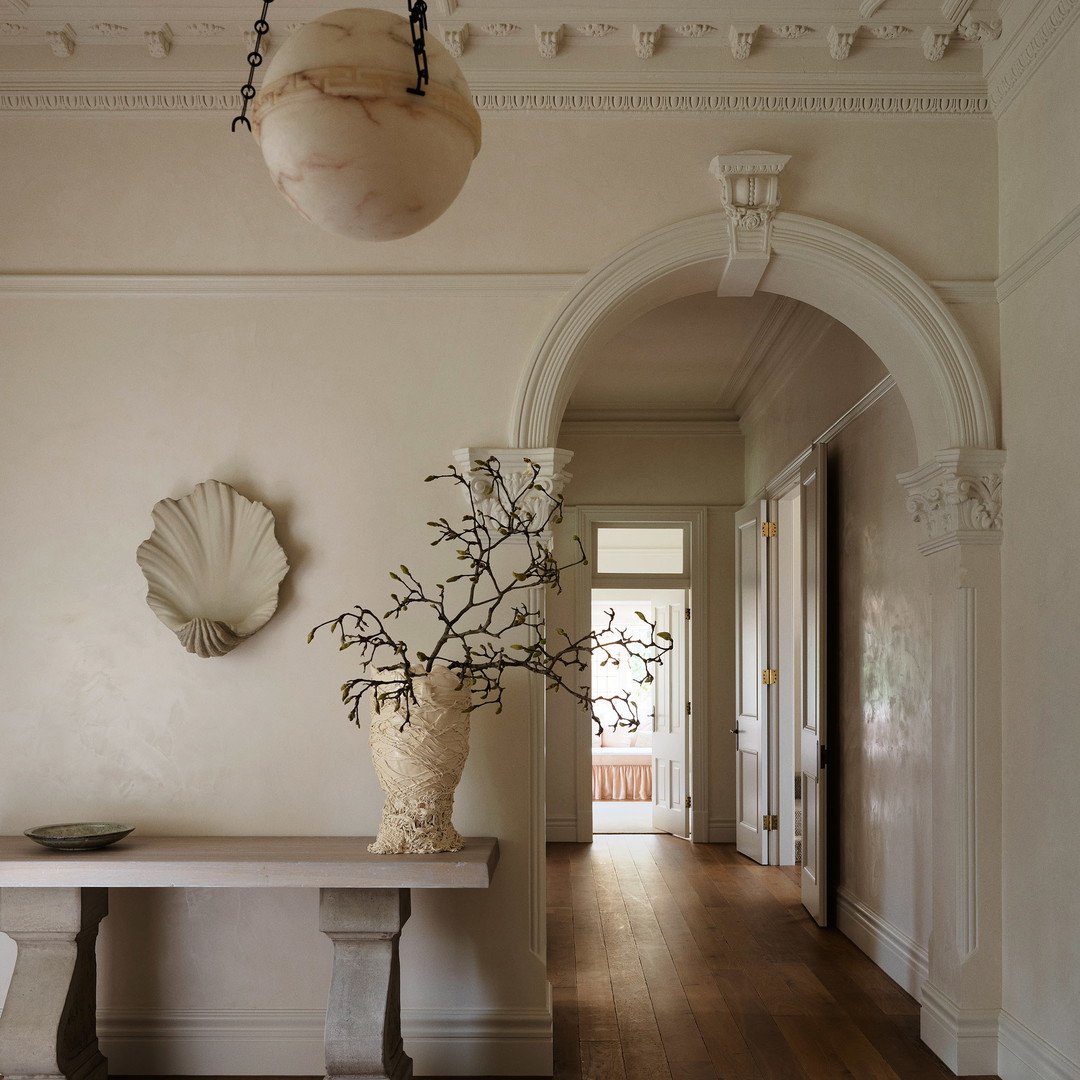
[988,0,1080,115]
[899,449,1005,555]
[0,87,991,115]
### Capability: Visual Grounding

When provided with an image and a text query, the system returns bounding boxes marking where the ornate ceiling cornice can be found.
[0,0,1003,114]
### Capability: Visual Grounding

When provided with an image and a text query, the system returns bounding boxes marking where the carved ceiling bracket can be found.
[899,449,1005,555]
[452,448,574,541]
[709,150,791,297]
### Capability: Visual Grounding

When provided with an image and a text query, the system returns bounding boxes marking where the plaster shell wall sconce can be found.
[250,8,482,241]
[136,481,289,658]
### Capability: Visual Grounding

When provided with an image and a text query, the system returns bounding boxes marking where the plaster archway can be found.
[511,211,997,458]
[513,208,1005,1075]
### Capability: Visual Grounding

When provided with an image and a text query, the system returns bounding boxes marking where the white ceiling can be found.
[565,291,853,421]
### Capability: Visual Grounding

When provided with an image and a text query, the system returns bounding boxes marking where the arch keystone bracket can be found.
[709,151,791,296]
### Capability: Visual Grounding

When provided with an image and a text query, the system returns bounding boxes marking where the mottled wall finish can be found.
[0,99,998,1074]
[741,331,930,960]
[829,390,931,951]
[998,16,1080,1070]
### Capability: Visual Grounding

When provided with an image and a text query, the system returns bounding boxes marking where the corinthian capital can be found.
[899,449,1004,555]
[452,448,574,539]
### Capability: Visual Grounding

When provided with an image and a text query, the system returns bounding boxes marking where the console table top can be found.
[0,835,498,889]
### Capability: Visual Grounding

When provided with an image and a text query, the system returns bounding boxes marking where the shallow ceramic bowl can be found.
[24,823,135,851]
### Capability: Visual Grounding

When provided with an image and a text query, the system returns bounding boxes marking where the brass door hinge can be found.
[685,607,691,621]
[762,669,779,685]
[686,701,692,716]
[763,814,779,831]
[761,521,778,538]
[686,795,692,809]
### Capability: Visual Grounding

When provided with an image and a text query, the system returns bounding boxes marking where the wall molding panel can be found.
[997,202,1080,301]
[99,1006,553,1076]
[835,885,929,1001]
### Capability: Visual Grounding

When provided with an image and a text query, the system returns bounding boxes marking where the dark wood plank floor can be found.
[548,834,1000,1080]
[118,835,999,1080]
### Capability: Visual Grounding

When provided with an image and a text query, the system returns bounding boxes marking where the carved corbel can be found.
[442,24,469,58]
[827,25,860,60]
[452,448,574,539]
[244,26,269,52]
[899,449,1005,555]
[633,24,661,59]
[957,13,1002,42]
[728,24,758,59]
[145,25,172,58]
[535,24,563,59]
[709,150,792,297]
[922,25,952,59]
[46,26,75,56]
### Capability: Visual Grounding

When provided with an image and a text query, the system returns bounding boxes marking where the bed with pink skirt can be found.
[591,744,652,801]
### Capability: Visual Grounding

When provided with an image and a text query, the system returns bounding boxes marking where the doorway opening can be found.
[586,520,693,839]
[590,587,687,835]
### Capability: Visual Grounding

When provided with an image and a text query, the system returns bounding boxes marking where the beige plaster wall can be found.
[998,19,1080,1069]
[0,291,558,1074]
[740,340,930,959]
[0,101,998,1074]
[546,430,744,840]
[0,111,997,281]
[828,389,932,953]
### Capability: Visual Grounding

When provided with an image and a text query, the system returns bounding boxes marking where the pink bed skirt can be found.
[592,748,652,801]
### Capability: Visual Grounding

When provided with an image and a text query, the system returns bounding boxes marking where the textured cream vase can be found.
[368,667,472,854]
[251,8,481,241]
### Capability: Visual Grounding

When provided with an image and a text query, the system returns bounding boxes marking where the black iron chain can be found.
[407,0,429,96]
[232,0,428,131]
[232,0,274,132]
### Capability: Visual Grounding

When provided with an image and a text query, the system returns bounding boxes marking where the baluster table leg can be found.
[0,887,108,1080]
[319,887,413,1080]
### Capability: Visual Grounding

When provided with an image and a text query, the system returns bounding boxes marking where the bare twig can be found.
[310,458,672,730]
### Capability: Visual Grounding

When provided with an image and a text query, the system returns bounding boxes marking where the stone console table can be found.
[0,835,499,1080]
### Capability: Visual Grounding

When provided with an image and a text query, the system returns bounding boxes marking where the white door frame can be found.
[567,507,709,843]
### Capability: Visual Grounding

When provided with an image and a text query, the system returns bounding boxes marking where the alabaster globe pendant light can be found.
[233,1,481,241]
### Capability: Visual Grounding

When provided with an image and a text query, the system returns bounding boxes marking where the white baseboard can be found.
[998,1011,1080,1080]
[708,818,736,843]
[835,885,929,1001]
[546,816,579,842]
[99,1006,552,1076]
[920,982,1000,1076]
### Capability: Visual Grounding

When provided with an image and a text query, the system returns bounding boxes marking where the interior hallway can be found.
[548,835,1000,1080]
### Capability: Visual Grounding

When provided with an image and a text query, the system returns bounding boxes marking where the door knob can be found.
[729,728,742,734]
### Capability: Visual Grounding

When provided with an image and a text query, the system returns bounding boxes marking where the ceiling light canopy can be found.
[247,7,481,241]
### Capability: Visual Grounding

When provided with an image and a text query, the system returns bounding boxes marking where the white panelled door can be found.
[800,444,828,925]
[651,603,689,837]
[734,501,769,864]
